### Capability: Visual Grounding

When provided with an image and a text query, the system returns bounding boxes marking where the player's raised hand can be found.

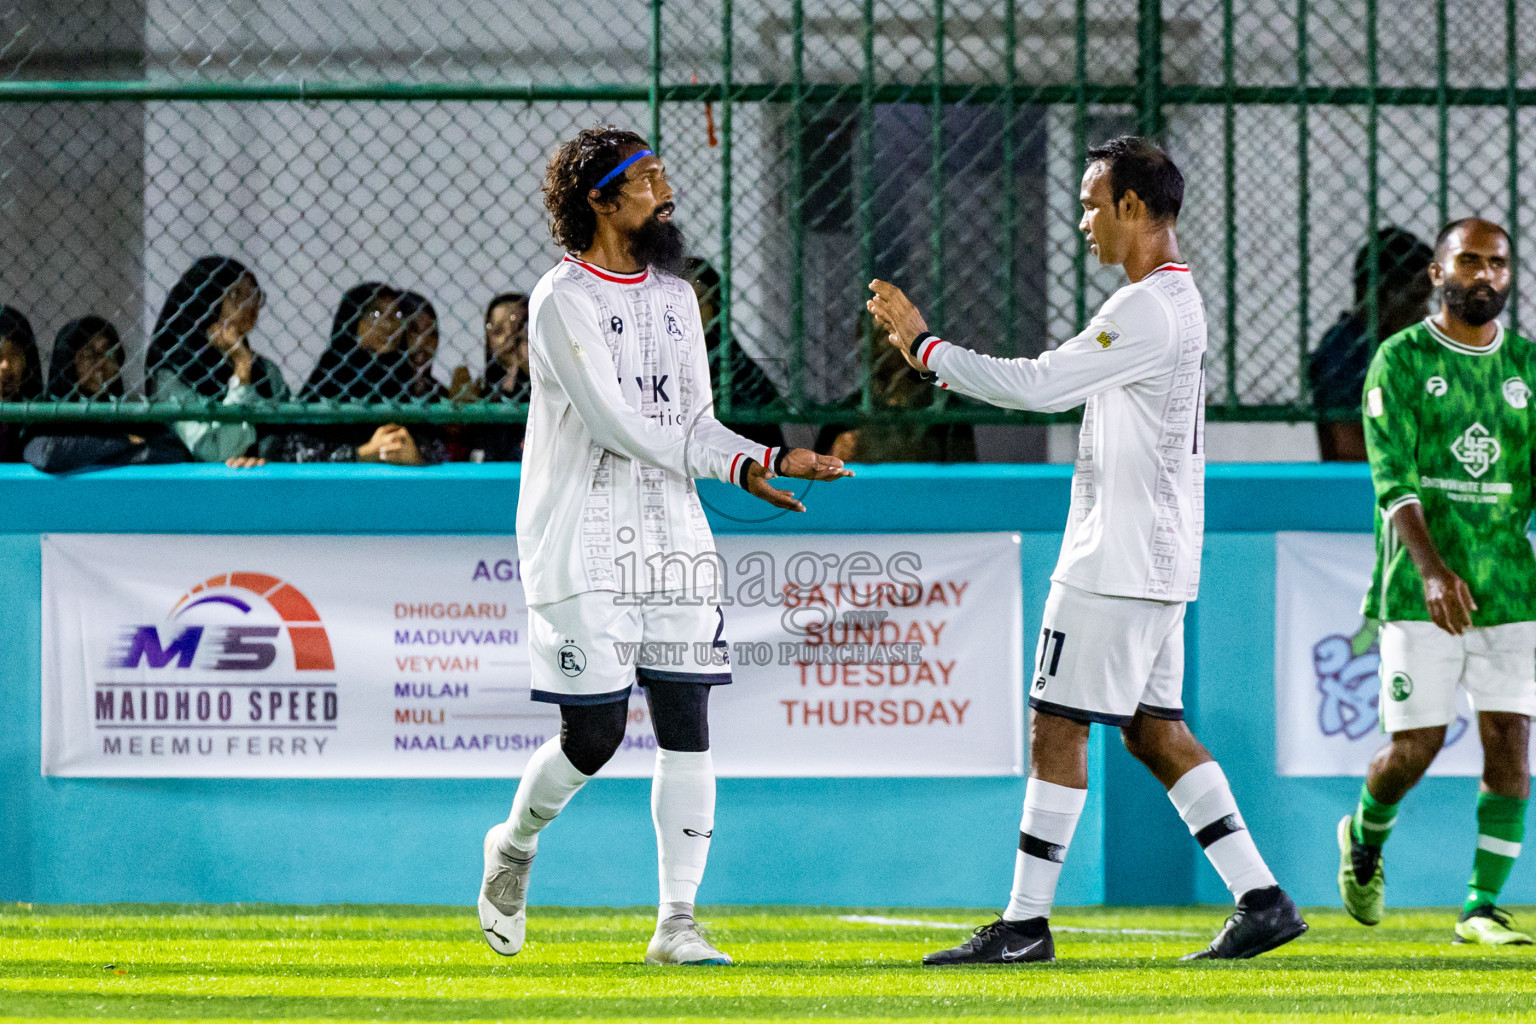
[867,280,928,347]
[777,447,853,481]
[1422,565,1478,636]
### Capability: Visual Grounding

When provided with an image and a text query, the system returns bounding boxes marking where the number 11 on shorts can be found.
[1038,628,1066,677]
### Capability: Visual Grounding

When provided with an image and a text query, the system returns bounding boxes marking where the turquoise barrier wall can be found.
[0,463,1525,910]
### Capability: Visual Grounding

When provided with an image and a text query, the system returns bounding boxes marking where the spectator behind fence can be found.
[0,306,44,461]
[1309,227,1434,461]
[457,291,531,462]
[147,256,290,468]
[686,258,787,450]
[23,317,187,473]
[399,291,447,402]
[814,325,976,463]
[281,282,442,465]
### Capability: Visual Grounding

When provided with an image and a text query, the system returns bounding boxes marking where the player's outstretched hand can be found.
[744,462,805,512]
[867,280,930,372]
[777,447,854,482]
[1422,565,1478,636]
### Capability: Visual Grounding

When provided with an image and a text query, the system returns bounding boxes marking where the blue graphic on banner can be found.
[1311,622,1468,747]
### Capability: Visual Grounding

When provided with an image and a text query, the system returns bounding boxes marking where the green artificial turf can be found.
[2,903,1533,1022]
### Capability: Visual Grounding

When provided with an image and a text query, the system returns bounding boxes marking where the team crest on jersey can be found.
[610,316,624,334]
[1503,377,1531,409]
[1425,376,1448,397]
[1450,422,1502,478]
[664,310,684,341]
[1094,323,1123,348]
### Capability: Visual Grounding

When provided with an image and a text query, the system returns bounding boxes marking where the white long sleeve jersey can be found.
[517,255,778,606]
[917,262,1206,601]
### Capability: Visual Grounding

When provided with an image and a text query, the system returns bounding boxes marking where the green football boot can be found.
[1336,815,1385,926]
[1454,906,1533,946]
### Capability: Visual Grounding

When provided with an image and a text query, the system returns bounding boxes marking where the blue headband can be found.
[592,149,653,191]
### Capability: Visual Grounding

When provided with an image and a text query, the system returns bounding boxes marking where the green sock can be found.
[1352,782,1399,848]
[1464,791,1527,913]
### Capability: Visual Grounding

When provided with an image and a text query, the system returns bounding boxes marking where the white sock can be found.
[1004,778,1086,922]
[499,737,591,856]
[1167,760,1277,902]
[652,748,715,917]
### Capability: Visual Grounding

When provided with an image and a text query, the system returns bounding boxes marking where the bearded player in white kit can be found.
[868,136,1307,963]
[476,126,850,964]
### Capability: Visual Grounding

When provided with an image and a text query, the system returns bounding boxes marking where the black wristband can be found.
[910,331,935,360]
[774,447,791,475]
[737,457,758,490]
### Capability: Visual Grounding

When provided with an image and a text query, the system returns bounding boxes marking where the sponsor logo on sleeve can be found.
[1094,321,1123,348]
[1366,386,1384,417]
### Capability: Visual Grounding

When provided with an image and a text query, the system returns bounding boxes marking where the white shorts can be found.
[1027,581,1186,726]
[1377,620,1536,732]
[528,591,732,705]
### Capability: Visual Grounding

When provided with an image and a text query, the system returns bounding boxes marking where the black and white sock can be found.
[1005,778,1086,921]
[1167,761,1277,902]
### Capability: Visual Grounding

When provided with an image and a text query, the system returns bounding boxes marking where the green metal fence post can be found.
[1073,0,1088,331]
[1002,0,1017,357]
[649,0,662,151]
[789,0,806,410]
[1436,0,1448,224]
[1223,0,1238,412]
[1137,0,1164,140]
[1507,0,1520,335]
[859,0,876,416]
[1297,0,1311,405]
[1366,0,1380,351]
[930,0,946,336]
[718,0,735,419]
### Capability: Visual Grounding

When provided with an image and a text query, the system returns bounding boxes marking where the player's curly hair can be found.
[543,126,651,253]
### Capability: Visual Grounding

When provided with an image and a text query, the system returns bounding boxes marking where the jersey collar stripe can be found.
[1151,262,1190,274]
[1423,316,1503,356]
[562,254,649,284]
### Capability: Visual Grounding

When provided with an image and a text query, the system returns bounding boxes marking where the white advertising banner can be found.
[42,532,1022,778]
[1274,531,1519,777]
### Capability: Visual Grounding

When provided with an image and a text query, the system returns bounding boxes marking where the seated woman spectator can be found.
[147,256,289,467]
[686,259,786,450]
[452,291,530,462]
[0,305,45,461]
[279,282,442,465]
[398,291,447,402]
[23,317,187,472]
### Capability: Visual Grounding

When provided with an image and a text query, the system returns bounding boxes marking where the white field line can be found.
[837,914,1199,936]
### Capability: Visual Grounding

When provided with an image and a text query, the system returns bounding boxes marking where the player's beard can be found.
[1442,279,1509,327]
[630,204,688,276]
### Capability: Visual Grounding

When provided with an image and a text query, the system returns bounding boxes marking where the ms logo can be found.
[1451,422,1501,478]
[114,572,334,672]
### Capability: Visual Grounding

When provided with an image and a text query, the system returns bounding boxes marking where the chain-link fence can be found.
[0,1,1530,435]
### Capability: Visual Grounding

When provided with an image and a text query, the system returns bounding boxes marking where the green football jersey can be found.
[1363,318,1536,626]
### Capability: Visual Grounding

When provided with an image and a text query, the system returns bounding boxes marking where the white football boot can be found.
[644,914,733,965]
[477,824,533,956]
